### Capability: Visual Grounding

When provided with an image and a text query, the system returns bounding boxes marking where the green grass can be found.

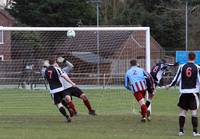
[0,88,197,139]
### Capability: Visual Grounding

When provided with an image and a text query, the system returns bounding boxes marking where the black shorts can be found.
[51,90,70,105]
[63,87,84,98]
[178,93,199,110]
[146,77,155,94]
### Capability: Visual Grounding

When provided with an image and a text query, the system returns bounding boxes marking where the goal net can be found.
[0,27,161,115]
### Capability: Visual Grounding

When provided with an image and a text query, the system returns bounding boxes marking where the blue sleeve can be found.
[143,70,149,78]
[124,73,131,90]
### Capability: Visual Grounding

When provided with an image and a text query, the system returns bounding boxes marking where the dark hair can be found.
[188,52,196,61]
[159,59,166,64]
[130,59,137,66]
[48,56,57,65]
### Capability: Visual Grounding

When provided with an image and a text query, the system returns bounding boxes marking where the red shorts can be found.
[133,90,146,101]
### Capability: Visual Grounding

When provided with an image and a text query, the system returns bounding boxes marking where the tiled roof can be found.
[54,30,162,56]
[71,51,110,64]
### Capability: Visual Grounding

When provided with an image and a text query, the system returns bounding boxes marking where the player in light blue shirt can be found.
[124,59,150,122]
[125,65,148,93]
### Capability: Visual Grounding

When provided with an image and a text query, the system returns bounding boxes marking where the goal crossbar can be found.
[0,26,149,31]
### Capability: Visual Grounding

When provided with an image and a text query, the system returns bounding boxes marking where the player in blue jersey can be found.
[124,59,151,122]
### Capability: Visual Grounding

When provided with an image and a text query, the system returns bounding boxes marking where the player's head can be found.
[159,59,166,64]
[188,52,196,61]
[48,56,57,65]
[43,60,50,67]
[130,59,137,66]
[56,56,65,67]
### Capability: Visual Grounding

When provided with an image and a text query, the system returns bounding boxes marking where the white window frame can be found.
[0,26,3,44]
[0,55,4,61]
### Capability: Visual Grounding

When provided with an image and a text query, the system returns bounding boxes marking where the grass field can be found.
[0,88,198,139]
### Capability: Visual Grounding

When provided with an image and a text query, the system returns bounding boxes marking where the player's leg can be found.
[64,94,77,116]
[191,109,200,136]
[56,103,71,122]
[61,98,77,117]
[177,94,188,136]
[134,91,147,122]
[145,91,155,108]
[80,93,96,115]
[146,90,156,121]
[145,82,156,108]
[178,108,186,136]
[71,87,96,115]
[53,92,71,122]
[190,93,200,136]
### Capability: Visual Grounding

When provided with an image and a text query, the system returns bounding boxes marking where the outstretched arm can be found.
[63,60,74,73]
[62,73,76,86]
[166,65,182,89]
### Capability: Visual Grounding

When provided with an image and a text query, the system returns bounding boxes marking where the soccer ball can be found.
[67,30,76,38]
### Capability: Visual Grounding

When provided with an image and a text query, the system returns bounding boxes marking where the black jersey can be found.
[169,62,200,93]
[45,66,65,94]
[150,63,168,85]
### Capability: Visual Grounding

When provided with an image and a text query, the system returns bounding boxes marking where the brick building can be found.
[0,9,14,61]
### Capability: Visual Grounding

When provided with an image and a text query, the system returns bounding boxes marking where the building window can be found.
[0,26,3,44]
[0,55,4,61]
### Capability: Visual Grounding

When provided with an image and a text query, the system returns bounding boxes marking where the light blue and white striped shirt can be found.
[125,66,149,93]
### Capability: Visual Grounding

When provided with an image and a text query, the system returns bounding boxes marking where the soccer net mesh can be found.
[0,27,163,115]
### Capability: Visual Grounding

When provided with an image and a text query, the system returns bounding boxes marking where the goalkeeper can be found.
[145,59,179,118]
[146,60,179,100]
[150,59,179,87]
[57,57,96,116]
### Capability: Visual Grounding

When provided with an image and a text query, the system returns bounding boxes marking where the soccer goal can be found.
[0,26,155,114]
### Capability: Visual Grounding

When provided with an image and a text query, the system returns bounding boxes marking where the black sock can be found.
[61,100,69,109]
[145,100,151,108]
[179,116,185,132]
[192,116,198,133]
[59,106,68,118]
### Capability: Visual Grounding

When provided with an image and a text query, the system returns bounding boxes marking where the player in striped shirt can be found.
[166,52,200,136]
[145,59,179,118]
[44,57,77,122]
[41,59,77,117]
[57,57,96,116]
[124,59,151,122]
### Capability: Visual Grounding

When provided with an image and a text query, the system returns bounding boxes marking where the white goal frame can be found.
[0,26,151,72]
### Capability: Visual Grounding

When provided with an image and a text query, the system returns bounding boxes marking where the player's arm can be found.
[56,67,76,86]
[62,73,76,86]
[41,67,46,78]
[62,60,74,73]
[166,62,179,67]
[124,73,131,91]
[161,64,168,70]
[166,65,182,88]
[143,70,152,80]
[197,65,200,84]
[65,60,74,69]
[41,60,50,78]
